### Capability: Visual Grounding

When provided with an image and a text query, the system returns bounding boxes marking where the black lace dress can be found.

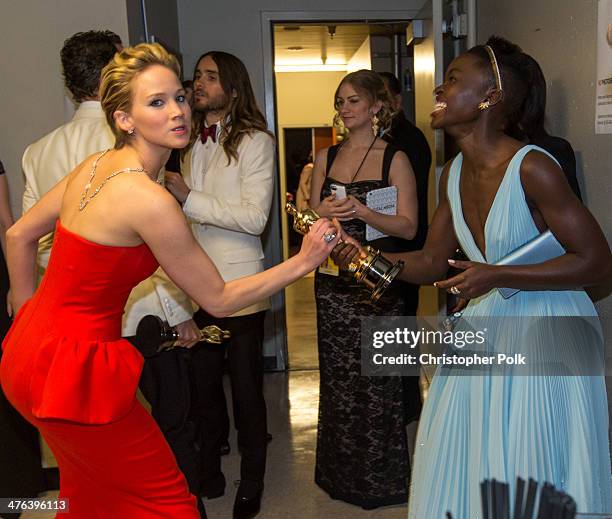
[314,144,411,509]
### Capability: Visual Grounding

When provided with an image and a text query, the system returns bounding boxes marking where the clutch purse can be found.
[493,230,565,298]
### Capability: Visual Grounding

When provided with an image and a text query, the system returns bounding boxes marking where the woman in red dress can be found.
[0,43,342,518]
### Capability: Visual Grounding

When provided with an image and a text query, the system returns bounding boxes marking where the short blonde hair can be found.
[99,43,181,149]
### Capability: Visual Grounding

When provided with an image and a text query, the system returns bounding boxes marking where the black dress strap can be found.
[368,144,411,254]
[381,144,399,187]
[325,144,342,177]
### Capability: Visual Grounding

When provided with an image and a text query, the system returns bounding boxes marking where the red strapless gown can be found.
[0,222,199,518]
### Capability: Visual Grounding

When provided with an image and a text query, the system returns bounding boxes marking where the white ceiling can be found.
[274,24,370,68]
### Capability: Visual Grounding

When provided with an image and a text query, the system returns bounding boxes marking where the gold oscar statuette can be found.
[285,202,404,302]
[132,315,231,357]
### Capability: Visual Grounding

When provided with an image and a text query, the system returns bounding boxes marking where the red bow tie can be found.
[200,124,217,143]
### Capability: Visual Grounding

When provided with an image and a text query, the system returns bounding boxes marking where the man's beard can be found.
[194,92,230,114]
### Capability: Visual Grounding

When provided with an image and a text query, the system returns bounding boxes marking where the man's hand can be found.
[165,171,191,204]
[174,318,201,348]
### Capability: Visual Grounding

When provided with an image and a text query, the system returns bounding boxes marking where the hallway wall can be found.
[413,0,443,317]
[0,0,129,217]
[477,0,612,330]
[176,0,427,107]
[275,71,345,259]
[126,0,181,55]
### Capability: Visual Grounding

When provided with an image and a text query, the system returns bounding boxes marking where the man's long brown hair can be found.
[189,51,272,164]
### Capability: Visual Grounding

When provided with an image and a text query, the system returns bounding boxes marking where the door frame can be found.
[260,9,423,371]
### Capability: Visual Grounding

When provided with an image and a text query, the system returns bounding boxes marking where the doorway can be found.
[282,126,336,370]
[283,127,335,257]
[271,20,419,370]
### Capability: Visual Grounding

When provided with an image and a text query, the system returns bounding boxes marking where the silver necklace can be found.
[78,149,148,211]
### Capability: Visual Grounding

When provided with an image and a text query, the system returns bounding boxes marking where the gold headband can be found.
[484,45,503,92]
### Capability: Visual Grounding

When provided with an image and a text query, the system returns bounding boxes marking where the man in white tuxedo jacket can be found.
[21,31,203,503]
[166,51,274,519]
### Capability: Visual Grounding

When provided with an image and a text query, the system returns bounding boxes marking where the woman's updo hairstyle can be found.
[467,36,540,137]
[99,43,181,149]
[333,69,395,137]
[517,53,548,140]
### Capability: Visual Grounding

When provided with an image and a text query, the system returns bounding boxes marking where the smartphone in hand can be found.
[330,183,347,200]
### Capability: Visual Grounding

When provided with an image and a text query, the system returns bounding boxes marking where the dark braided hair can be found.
[467,36,540,138]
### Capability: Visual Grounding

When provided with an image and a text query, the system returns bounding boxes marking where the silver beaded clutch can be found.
[493,230,565,298]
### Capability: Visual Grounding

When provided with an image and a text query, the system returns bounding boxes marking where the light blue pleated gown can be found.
[408,145,612,518]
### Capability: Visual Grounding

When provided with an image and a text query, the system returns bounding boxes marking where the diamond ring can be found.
[450,286,461,295]
[323,232,336,243]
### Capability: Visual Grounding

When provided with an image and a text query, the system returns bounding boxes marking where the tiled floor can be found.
[20,371,408,519]
[285,273,318,370]
[202,371,407,519]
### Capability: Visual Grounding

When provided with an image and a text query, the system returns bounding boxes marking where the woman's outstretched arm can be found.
[133,187,342,317]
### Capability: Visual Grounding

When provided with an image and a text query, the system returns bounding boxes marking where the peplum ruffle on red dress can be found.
[1,221,199,518]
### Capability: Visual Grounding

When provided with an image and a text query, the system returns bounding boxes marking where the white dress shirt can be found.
[181,122,275,316]
[190,123,221,193]
[22,101,114,267]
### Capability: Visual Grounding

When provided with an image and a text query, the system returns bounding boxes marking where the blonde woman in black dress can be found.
[309,70,418,509]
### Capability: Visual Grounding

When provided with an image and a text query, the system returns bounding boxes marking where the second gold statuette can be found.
[131,315,231,358]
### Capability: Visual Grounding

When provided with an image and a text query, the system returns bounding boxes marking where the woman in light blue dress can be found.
[332,37,612,517]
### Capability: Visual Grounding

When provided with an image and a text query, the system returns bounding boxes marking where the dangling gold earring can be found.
[371,114,380,136]
[478,101,491,111]
[333,112,346,138]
